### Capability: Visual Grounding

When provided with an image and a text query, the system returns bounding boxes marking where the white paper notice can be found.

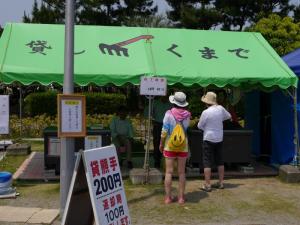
[140,76,167,96]
[85,135,102,150]
[61,99,82,133]
[0,95,9,134]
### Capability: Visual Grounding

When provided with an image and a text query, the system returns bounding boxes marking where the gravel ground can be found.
[1,177,300,225]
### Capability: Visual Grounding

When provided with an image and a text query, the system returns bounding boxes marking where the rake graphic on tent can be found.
[99,35,154,57]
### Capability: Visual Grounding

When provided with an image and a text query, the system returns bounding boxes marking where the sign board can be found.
[62,145,131,225]
[85,136,102,150]
[140,76,167,96]
[0,95,9,134]
[48,137,61,156]
[57,94,86,137]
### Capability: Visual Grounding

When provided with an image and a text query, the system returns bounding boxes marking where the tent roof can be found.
[0,23,297,89]
[282,48,300,76]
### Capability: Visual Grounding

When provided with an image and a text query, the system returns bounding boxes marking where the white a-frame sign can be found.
[62,145,131,225]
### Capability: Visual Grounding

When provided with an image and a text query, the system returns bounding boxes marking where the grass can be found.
[0,140,43,174]
[0,155,27,174]
[18,139,44,152]
[30,140,44,152]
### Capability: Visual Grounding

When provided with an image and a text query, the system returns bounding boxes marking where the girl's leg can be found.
[165,157,174,199]
[177,157,187,201]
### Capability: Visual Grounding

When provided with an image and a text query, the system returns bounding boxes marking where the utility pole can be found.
[60,0,75,215]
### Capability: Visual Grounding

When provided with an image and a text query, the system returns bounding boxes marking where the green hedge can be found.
[24,91,57,116]
[85,92,126,115]
[24,91,126,116]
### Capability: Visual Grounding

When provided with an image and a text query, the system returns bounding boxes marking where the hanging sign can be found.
[57,94,86,137]
[62,145,131,225]
[140,76,167,96]
[0,95,9,134]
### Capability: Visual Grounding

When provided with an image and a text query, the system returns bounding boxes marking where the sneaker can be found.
[212,182,224,189]
[127,161,133,169]
[201,184,212,192]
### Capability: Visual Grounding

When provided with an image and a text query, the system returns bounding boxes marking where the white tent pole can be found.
[143,96,153,181]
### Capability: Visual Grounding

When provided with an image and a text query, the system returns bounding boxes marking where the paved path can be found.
[13,152,59,181]
[0,206,59,224]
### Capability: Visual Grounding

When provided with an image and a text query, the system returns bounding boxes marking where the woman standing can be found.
[159,92,191,204]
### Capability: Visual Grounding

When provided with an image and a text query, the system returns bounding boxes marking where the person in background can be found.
[160,92,191,204]
[145,96,172,169]
[110,106,134,169]
[198,92,231,191]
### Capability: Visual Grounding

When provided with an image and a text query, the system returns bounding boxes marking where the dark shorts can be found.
[202,141,224,168]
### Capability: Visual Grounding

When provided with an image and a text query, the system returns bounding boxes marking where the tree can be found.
[165,0,222,29]
[23,0,65,24]
[119,0,157,24]
[0,26,3,37]
[124,14,172,28]
[249,14,300,56]
[215,0,293,31]
[165,0,294,31]
[294,5,300,23]
[23,0,157,26]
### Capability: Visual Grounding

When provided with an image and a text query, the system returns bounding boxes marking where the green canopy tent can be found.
[0,23,297,89]
[0,23,299,165]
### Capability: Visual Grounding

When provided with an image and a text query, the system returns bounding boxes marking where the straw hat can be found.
[169,92,189,107]
[201,92,217,105]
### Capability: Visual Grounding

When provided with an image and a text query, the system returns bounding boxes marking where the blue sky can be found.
[0,0,171,27]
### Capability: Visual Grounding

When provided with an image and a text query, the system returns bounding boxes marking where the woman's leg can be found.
[177,157,187,200]
[165,157,174,198]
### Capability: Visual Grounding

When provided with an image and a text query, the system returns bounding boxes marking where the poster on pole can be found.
[0,95,9,134]
[62,145,131,225]
[57,94,86,137]
[140,76,167,96]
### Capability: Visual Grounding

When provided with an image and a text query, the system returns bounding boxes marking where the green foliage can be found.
[23,0,65,24]
[0,113,147,139]
[124,15,172,28]
[215,0,291,31]
[24,91,127,116]
[166,0,222,29]
[249,14,300,56]
[294,5,300,23]
[85,92,126,114]
[24,91,58,116]
[188,95,205,118]
[166,0,295,31]
[180,4,222,30]
[23,0,157,26]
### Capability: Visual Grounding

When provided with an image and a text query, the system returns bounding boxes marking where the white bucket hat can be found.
[169,92,189,107]
[201,92,217,105]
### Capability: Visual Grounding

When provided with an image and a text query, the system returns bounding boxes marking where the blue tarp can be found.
[271,48,300,164]
[282,48,300,76]
[245,91,261,157]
